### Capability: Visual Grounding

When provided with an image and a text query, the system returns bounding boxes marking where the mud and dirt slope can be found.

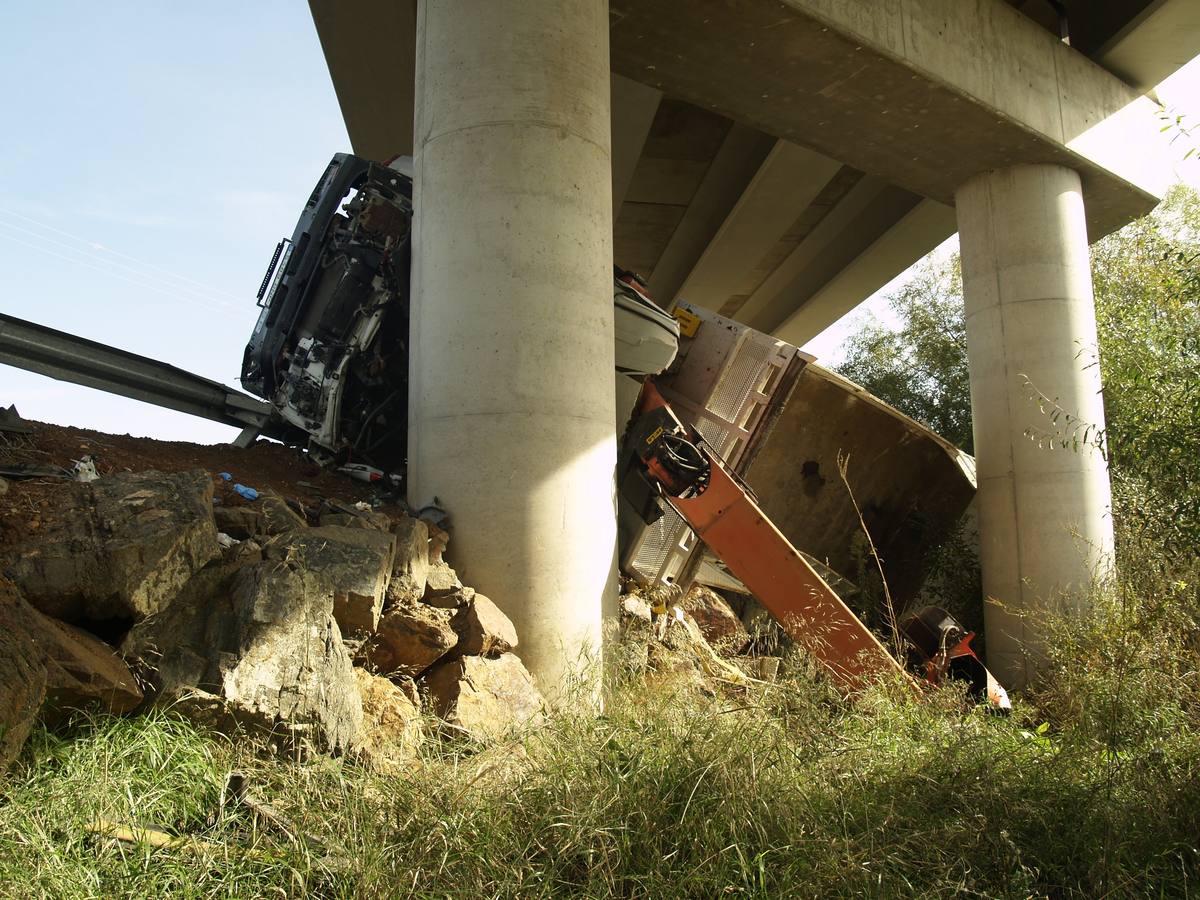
[0,419,402,549]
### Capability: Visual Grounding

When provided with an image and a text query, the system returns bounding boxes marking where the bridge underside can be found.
[308,0,1195,693]
[311,0,1187,346]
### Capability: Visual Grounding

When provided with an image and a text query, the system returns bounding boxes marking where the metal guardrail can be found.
[0,312,276,441]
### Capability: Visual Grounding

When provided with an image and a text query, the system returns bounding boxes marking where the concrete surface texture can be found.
[311,0,1194,351]
[407,0,617,701]
[956,164,1115,689]
[608,0,1169,239]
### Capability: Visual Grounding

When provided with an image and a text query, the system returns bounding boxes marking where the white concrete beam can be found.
[676,140,842,311]
[645,124,775,306]
[735,176,905,332]
[410,0,616,700]
[309,0,417,162]
[610,75,662,219]
[957,164,1114,689]
[609,0,1171,237]
[773,200,958,346]
[1094,0,1200,92]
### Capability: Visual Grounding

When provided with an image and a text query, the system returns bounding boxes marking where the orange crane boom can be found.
[624,380,1010,710]
[668,448,906,690]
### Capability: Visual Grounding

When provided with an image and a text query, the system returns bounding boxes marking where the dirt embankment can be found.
[0,420,402,550]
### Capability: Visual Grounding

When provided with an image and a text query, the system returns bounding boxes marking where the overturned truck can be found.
[0,151,999,704]
[240,153,680,469]
[241,153,999,705]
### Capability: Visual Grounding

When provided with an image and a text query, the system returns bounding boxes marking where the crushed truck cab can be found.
[241,153,679,469]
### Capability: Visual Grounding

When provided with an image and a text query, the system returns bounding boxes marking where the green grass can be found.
[2,556,1198,898]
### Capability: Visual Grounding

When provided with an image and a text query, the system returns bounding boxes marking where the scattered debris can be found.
[415,497,448,529]
[0,413,829,772]
[233,483,259,501]
[338,464,386,484]
[71,455,99,482]
[0,462,69,480]
[0,404,37,461]
[87,819,226,854]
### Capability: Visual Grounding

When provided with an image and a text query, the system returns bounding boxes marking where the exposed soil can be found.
[0,419,404,549]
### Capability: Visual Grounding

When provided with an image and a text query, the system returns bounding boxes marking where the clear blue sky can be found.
[1,3,349,442]
[2,7,1197,443]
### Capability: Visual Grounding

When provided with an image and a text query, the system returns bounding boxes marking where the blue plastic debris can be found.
[218,472,233,482]
[233,484,259,501]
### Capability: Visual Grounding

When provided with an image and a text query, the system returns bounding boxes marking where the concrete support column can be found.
[409,0,616,700]
[956,164,1114,689]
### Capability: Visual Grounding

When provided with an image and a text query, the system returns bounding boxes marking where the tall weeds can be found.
[1,545,1197,898]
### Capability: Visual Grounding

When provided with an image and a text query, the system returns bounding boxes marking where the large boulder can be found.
[387,517,429,606]
[25,613,142,725]
[0,584,48,772]
[424,653,543,742]
[680,585,748,648]
[353,669,423,775]
[214,493,306,541]
[0,470,219,623]
[123,557,361,755]
[258,493,308,534]
[317,501,393,532]
[213,506,264,541]
[423,561,463,602]
[450,595,518,657]
[0,574,141,728]
[266,525,395,638]
[360,598,456,678]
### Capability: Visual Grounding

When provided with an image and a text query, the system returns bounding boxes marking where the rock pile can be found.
[617,582,782,693]
[0,469,544,772]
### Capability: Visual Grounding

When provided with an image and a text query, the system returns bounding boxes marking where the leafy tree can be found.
[836,185,1200,557]
[836,256,973,451]
[1090,186,1200,555]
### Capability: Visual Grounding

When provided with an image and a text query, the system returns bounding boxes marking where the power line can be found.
[0,228,243,319]
[0,219,245,314]
[0,205,250,304]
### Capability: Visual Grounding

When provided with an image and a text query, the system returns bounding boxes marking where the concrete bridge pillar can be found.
[956,164,1115,689]
[409,0,617,700]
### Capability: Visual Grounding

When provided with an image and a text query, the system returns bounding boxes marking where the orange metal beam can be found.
[668,454,907,691]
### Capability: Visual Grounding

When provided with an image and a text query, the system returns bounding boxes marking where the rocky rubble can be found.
[267,524,396,637]
[425,653,543,742]
[0,436,771,775]
[0,470,218,622]
[617,583,780,694]
[0,464,545,772]
[0,574,144,770]
[123,558,363,755]
[0,582,49,772]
